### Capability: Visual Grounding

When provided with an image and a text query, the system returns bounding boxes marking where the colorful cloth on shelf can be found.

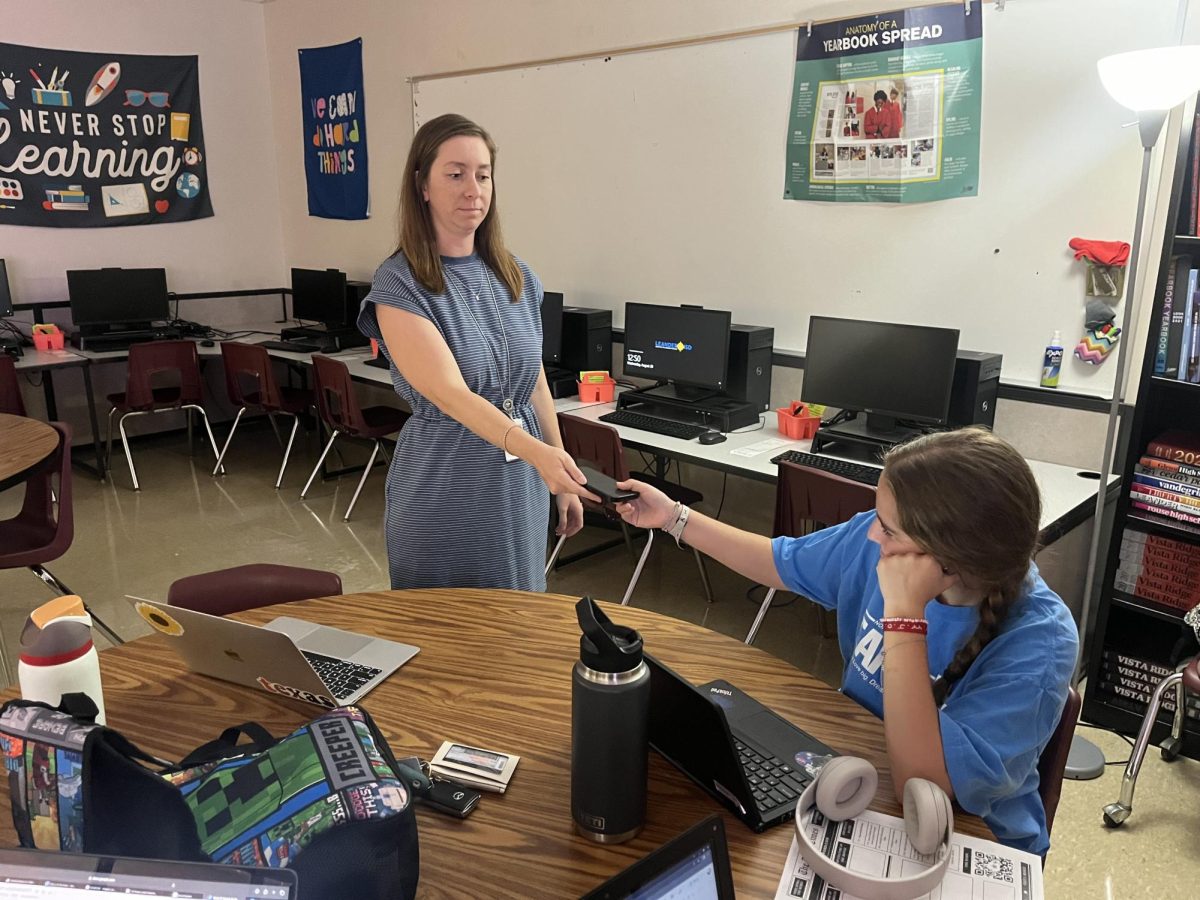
[1068,238,1130,267]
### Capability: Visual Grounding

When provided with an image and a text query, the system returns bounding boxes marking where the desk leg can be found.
[42,368,58,419]
[81,364,105,479]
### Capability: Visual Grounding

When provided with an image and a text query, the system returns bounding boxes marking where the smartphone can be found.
[577,464,639,504]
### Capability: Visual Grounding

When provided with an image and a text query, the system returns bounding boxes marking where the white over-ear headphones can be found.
[794,757,953,900]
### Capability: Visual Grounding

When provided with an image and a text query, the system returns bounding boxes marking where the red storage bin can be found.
[776,401,820,440]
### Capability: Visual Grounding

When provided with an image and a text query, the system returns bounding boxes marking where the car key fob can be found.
[424,778,481,818]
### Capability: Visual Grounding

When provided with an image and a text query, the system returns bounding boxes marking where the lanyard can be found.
[446,260,516,416]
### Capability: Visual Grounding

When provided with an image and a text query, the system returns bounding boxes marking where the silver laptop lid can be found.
[0,847,297,898]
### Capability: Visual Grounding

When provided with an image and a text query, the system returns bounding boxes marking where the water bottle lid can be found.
[576,596,644,674]
[19,620,93,666]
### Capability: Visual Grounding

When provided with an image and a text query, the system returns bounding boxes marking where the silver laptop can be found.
[125,596,419,708]
[0,847,297,898]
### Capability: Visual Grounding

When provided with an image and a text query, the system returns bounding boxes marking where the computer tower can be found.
[562,307,612,373]
[725,324,774,412]
[947,350,1002,429]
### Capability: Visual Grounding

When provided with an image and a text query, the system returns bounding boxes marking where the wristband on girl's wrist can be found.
[881,616,928,635]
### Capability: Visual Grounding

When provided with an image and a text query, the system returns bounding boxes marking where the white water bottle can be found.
[18,595,106,725]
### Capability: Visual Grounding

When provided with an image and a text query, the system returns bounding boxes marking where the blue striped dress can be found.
[357,251,550,591]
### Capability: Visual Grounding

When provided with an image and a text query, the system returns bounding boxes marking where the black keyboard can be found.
[734,738,811,815]
[770,450,882,486]
[599,410,710,441]
[260,339,324,354]
[75,330,180,352]
[301,651,383,700]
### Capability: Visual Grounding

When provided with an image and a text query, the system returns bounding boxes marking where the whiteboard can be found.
[412,2,1173,394]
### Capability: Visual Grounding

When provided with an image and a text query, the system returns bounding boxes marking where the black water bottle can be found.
[571,596,651,843]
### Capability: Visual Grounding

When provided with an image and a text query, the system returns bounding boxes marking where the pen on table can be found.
[29,68,46,89]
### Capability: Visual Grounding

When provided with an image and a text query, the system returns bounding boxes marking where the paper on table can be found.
[774,806,1043,900]
[729,437,791,458]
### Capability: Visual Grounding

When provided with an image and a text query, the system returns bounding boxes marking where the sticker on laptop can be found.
[794,751,835,779]
[135,601,185,636]
[255,676,336,709]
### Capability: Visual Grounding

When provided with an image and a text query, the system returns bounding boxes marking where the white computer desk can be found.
[558,399,1118,547]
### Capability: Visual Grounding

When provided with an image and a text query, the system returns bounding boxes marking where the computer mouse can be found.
[199,339,216,347]
[698,431,727,445]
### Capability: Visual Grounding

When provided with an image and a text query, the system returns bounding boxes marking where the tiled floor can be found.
[2,425,1197,895]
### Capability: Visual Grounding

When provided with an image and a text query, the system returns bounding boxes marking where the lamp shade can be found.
[1098,46,1200,112]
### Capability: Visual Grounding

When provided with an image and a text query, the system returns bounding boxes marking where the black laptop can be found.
[580,815,735,899]
[645,653,837,832]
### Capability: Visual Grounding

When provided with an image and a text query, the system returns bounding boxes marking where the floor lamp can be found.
[1069,46,1200,780]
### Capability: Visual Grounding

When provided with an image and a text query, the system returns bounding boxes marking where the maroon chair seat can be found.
[301,354,409,521]
[105,340,223,490]
[212,342,315,489]
[548,413,711,606]
[0,355,26,416]
[0,421,122,653]
[167,563,343,617]
[745,460,877,644]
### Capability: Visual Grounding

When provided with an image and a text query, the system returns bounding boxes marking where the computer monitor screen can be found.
[541,290,564,364]
[291,267,349,326]
[66,268,169,326]
[801,316,959,426]
[622,303,732,392]
[0,259,12,317]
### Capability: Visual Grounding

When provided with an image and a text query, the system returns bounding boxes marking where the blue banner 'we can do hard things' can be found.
[299,37,368,220]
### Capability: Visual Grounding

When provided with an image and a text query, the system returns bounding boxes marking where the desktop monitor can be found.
[66,267,169,327]
[0,259,12,317]
[801,316,960,432]
[291,267,350,327]
[541,290,564,364]
[622,302,732,402]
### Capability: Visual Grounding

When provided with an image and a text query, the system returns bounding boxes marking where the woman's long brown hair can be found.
[395,113,523,302]
[882,427,1042,702]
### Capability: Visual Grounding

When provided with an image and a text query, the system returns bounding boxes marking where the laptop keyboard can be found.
[302,651,383,700]
[734,739,811,815]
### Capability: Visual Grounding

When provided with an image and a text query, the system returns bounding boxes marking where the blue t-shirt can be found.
[772,511,1078,856]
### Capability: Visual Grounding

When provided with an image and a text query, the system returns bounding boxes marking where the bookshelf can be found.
[1082,99,1200,760]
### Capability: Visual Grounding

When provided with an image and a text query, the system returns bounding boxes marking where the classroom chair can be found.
[0,355,26,416]
[167,563,343,616]
[547,413,712,606]
[744,459,877,645]
[212,342,314,488]
[0,422,123,670]
[1102,656,1199,827]
[301,354,409,521]
[105,340,223,491]
[1039,684,1081,837]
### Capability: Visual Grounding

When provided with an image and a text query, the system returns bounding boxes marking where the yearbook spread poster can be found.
[0,41,212,227]
[783,3,983,204]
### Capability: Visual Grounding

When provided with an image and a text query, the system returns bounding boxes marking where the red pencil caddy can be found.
[776,401,820,440]
[32,324,65,351]
[577,377,615,403]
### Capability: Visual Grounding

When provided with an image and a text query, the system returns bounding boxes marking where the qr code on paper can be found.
[972,851,1014,883]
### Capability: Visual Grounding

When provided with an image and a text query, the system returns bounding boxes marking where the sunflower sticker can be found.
[136,601,184,636]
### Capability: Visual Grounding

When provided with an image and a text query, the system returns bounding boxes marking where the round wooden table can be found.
[0,589,991,897]
[0,414,58,492]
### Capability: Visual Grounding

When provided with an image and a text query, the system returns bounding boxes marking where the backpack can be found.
[0,696,419,900]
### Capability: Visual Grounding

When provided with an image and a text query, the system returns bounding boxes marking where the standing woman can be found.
[358,113,591,591]
[613,428,1077,856]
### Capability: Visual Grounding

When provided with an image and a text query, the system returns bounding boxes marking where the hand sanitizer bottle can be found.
[1040,331,1063,388]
